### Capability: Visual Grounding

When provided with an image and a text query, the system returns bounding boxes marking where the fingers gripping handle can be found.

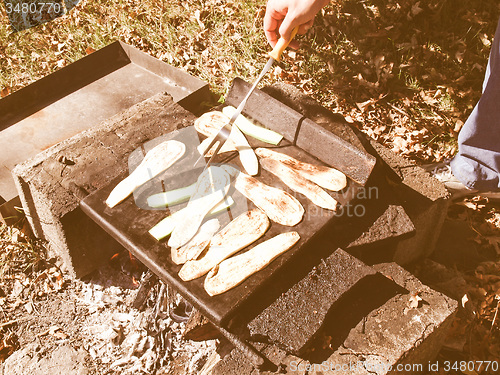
[268,26,299,61]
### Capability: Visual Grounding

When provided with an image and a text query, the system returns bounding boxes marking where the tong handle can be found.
[268,26,299,61]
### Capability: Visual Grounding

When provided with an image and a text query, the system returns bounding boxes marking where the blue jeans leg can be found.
[450,17,500,191]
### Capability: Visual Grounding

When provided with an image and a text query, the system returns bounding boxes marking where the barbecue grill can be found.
[5,42,451,369]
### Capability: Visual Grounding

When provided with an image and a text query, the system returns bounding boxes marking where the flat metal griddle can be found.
[81,84,376,326]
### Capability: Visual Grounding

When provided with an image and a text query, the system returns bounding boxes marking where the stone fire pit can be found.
[4,42,457,374]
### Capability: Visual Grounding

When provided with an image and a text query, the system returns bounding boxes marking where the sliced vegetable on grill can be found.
[147,182,197,208]
[148,196,234,241]
[255,148,347,191]
[168,166,231,249]
[234,171,304,226]
[260,158,338,211]
[178,208,270,281]
[147,164,240,209]
[106,140,185,208]
[219,164,241,180]
[171,219,220,265]
[204,231,300,296]
[221,106,283,145]
[194,111,258,176]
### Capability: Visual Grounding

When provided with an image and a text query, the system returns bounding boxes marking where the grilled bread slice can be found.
[178,209,269,281]
[194,111,229,137]
[171,219,220,265]
[204,232,300,296]
[194,111,258,175]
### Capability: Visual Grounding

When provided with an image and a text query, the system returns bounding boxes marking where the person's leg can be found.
[450,17,500,191]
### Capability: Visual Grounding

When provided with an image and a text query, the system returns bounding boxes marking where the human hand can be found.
[264,0,330,48]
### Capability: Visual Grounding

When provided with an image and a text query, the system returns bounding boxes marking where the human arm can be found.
[264,0,330,48]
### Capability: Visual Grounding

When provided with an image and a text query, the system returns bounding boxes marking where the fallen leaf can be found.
[454,119,464,133]
[462,293,469,308]
[356,98,376,112]
[409,292,423,309]
[410,2,423,17]
[456,200,480,210]
[479,33,491,47]
[0,87,11,98]
[0,333,17,363]
[392,136,407,152]
[484,236,500,255]
[24,302,33,314]
[194,9,205,29]
[38,325,68,340]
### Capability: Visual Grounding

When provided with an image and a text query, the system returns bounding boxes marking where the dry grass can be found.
[1,0,499,162]
[0,0,268,98]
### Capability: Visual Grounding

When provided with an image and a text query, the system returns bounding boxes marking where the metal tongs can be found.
[196,27,299,168]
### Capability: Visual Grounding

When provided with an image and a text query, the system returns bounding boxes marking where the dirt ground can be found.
[0,245,220,375]
[0,195,499,374]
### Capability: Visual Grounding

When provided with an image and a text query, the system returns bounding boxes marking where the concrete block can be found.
[366,139,450,265]
[13,93,198,278]
[347,204,415,247]
[261,82,369,155]
[225,79,376,186]
[212,261,458,375]
[247,249,379,356]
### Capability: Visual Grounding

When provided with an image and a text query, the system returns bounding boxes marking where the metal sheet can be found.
[0,41,209,212]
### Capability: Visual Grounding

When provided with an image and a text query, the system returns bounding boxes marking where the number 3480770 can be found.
[443,360,499,372]
[5,2,62,15]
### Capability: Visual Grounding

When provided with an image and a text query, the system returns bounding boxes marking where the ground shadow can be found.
[302,272,407,363]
